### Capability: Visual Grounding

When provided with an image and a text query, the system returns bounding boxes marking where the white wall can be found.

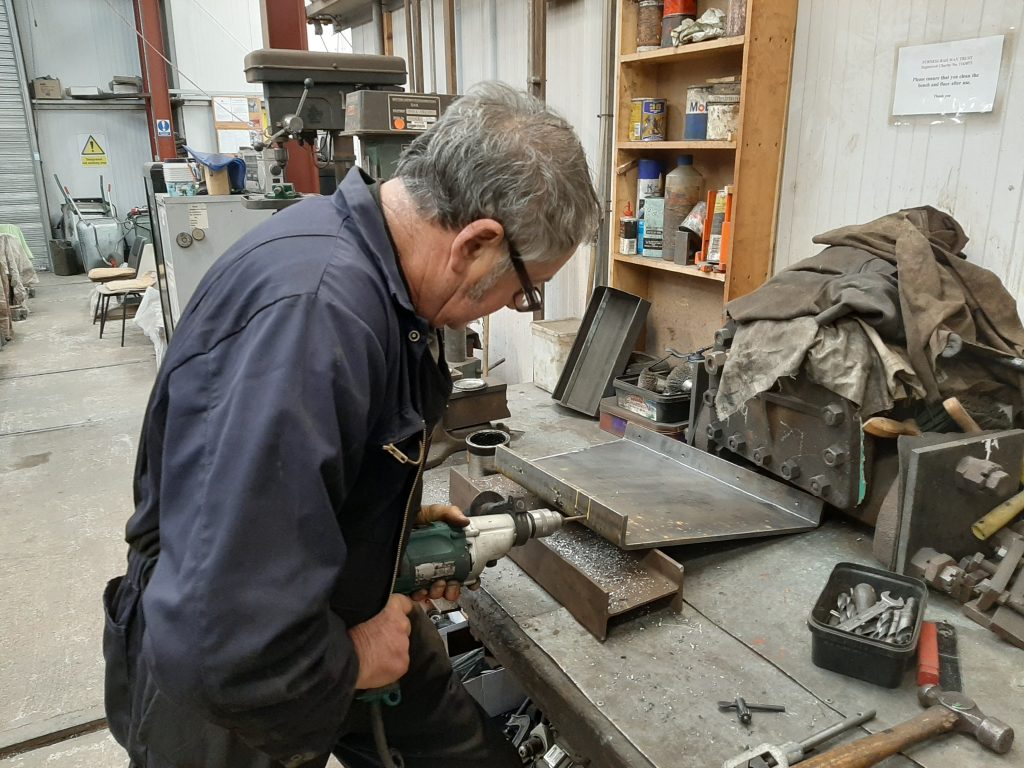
[14,0,141,85]
[164,0,263,96]
[776,0,1024,314]
[348,0,605,385]
[13,0,151,223]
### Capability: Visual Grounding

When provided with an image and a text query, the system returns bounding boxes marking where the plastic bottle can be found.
[662,155,704,261]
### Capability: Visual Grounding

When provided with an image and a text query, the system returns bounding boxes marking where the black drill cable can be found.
[370,701,404,768]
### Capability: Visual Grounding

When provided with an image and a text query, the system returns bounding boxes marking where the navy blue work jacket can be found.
[123,168,452,760]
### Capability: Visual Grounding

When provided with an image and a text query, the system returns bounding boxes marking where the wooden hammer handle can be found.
[799,708,958,768]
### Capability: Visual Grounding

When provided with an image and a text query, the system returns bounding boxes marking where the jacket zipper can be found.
[387,424,428,593]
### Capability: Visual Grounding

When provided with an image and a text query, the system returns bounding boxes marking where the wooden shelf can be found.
[613,253,727,282]
[617,140,736,151]
[620,36,745,65]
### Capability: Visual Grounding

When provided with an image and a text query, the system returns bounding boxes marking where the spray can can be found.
[619,201,638,255]
[636,158,663,214]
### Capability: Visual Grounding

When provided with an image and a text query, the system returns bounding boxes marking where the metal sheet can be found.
[552,286,650,416]
[496,424,822,549]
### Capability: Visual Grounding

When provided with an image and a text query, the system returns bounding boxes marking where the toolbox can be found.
[599,396,687,441]
[807,562,928,688]
[613,374,690,423]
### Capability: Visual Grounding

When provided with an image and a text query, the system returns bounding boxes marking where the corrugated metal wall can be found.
[13,0,152,227]
[350,0,605,385]
[0,0,48,267]
[776,0,1024,314]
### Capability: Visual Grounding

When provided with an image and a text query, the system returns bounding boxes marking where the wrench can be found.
[837,591,904,632]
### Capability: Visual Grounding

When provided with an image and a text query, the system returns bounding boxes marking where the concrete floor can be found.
[0,274,153,764]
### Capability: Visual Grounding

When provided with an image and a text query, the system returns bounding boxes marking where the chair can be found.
[87,236,147,283]
[96,272,156,346]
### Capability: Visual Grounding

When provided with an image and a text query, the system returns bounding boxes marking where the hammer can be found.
[799,686,1013,768]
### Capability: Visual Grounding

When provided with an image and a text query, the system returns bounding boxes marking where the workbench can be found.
[423,384,1024,768]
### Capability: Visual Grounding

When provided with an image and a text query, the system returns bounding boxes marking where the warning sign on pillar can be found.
[79,134,108,167]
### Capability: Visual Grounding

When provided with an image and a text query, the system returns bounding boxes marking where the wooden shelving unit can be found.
[610,0,798,354]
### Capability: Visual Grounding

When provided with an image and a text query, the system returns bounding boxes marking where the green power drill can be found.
[361,494,570,707]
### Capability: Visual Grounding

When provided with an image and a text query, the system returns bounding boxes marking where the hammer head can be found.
[918,685,1014,754]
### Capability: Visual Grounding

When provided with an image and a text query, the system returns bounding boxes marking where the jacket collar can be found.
[335,167,418,317]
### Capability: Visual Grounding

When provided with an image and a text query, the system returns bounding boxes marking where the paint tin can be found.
[630,98,667,142]
[684,86,709,140]
[636,0,664,52]
[664,0,697,14]
[636,158,663,213]
[640,196,665,259]
[661,1,696,47]
[706,94,741,141]
[619,215,638,255]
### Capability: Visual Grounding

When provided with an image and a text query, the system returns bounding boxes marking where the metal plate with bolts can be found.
[891,430,1024,574]
[449,467,684,641]
[495,425,823,550]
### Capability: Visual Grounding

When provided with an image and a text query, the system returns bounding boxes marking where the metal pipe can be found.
[442,0,457,94]
[372,0,385,55]
[411,0,425,92]
[594,0,616,288]
[526,0,546,101]
[403,0,417,91]
[426,0,437,92]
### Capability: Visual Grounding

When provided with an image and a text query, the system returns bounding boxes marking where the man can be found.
[102,81,599,767]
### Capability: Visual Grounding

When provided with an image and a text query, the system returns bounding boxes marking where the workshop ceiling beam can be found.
[259,0,320,194]
[133,0,176,160]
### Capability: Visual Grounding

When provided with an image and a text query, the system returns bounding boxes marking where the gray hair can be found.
[395,81,600,264]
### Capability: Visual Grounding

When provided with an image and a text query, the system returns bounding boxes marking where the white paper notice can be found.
[216,129,252,154]
[213,96,250,124]
[892,35,1004,116]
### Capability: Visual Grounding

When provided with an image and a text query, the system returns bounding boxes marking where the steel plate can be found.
[495,425,823,549]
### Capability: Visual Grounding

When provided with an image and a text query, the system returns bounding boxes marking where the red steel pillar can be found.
[260,0,320,194]
[134,0,176,160]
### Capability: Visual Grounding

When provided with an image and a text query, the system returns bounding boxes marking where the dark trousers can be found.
[105,568,519,768]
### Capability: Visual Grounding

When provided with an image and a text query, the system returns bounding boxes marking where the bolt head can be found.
[706,423,724,441]
[780,460,801,480]
[727,433,746,451]
[752,447,771,466]
[810,474,832,496]
[822,404,844,426]
[822,445,849,467]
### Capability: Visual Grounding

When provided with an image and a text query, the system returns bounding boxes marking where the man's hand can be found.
[412,504,476,603]
[349,594,414,689]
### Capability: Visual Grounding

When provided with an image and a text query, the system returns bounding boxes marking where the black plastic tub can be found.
[807,562,928,688]
[613,374,690,423]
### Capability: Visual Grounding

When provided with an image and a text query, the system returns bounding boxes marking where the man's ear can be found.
[449,219,505,274]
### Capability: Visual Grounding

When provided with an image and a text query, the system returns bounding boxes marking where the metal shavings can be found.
[544,527,652,606]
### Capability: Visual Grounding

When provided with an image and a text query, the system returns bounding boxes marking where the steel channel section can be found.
[552,287,650,416]
[508,537,683,641]
[495,424,822,550]
[448,467,684,641]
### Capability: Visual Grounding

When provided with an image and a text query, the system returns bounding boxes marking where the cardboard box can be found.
[32,77,62,100]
